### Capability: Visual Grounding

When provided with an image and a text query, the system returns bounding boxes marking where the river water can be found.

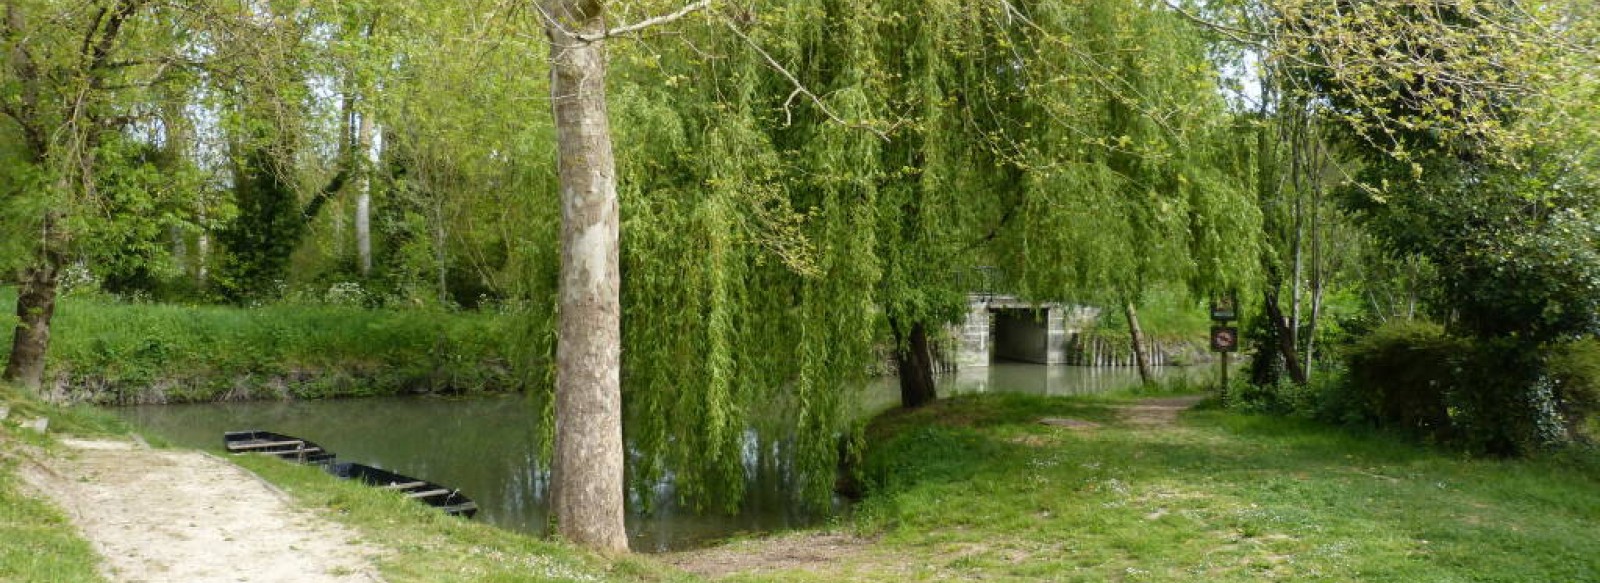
[111,363,1208,551]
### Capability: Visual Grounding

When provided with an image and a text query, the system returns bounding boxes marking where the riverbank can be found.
[675,392,1600,581]
[0,288,524,405]
[23,437,382,582]
[10,377,1600,581]
[0,387,105,581]
[0,383,688,582]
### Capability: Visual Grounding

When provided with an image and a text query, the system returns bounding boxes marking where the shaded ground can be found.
[664,532,876,580]
[19,438,382,583]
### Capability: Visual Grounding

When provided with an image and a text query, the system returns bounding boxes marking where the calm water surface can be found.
[112,363,1209,551]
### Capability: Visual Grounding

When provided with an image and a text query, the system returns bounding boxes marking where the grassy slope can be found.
[738,393,1600,582]
[0,462,102,583]
[0,288,523,402]
[236,457,693,583]
[0,385,121,583]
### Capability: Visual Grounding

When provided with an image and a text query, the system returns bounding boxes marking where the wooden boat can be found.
[223,430,336,465]
[326,462,479,518]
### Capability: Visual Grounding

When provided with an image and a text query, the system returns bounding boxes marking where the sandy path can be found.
[21,438,382,583]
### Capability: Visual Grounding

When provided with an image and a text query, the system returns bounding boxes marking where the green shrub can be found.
[1446,338,1559,455]
[1345,320,1464,441]
[1342,320,1573,455]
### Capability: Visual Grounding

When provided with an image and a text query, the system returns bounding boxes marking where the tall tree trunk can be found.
[354,18,378,278]
[544,0,628,554]
[1289,193,1303,351]
[1261,286,1309,386]
[356,108,374,278]
[1124,301,1154,385]
[196,201,210,286]
[891,319,938,408]
[1303,166,1326,381]
[5,213,65,391]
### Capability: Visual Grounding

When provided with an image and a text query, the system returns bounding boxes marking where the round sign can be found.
[1210,326,1239,352]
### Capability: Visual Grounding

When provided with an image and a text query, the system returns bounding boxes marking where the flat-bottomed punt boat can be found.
[326,462,479,518]
[223,430,336,464]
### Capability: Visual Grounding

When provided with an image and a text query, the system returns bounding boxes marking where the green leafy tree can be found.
[0,0,203,388]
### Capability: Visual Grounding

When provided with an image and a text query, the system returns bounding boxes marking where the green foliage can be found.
[72,134,207,298]
[215,138,320,303]
[1344,320,1464,439]
[989,2,1262,302]
[0,128,48,277]
[1224,375,1297,417]
[1253,0,1600,457]
[1347,153,1600,342]
[0,288,517,403]
[1269,0,1571,160]
[1341,320,1574,455]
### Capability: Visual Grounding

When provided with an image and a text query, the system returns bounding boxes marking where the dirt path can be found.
[20,438,382,583]
[1115,395,1207,426]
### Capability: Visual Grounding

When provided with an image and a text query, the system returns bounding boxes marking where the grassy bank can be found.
[0,457,102,583]
[0,382,682,582]
[237,457,689,583]
[0,288,526,404]
[737,393,1600,582]
[0,384,124,582]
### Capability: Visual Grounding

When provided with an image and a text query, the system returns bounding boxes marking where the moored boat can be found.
[223,430,336,464]
[326,461,479,518]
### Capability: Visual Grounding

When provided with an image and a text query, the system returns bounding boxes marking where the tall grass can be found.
[0,288,526,403]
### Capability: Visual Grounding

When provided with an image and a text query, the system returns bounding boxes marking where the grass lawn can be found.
[719,393,1600,582]
[0,458,103,583]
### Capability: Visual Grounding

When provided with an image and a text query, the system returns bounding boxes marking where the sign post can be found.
[1209,294,1239,391]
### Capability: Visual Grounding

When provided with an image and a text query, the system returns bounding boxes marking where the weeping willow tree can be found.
[828,0,1261,397]
[601,0,885,520]
[260,0,1264,549]
[977,2,1261,386]
[519,0,1263,543]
